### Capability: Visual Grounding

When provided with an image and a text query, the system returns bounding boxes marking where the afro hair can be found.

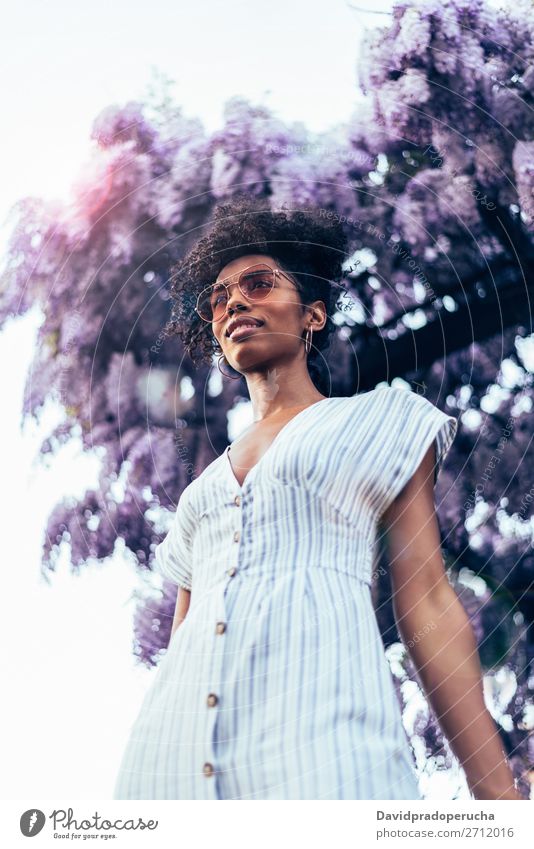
[163,195,350,392]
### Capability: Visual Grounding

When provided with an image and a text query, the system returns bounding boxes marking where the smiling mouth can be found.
[227,323,263,341]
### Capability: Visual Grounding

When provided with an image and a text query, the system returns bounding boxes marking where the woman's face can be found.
[209,253,323,373]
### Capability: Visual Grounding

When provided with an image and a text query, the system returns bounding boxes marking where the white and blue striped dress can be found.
[113,384,458,800]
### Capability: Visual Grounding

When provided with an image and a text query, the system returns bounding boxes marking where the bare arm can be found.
[169,586,191,645]
[381,443,524,800]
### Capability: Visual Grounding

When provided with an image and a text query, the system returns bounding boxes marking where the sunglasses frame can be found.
[195,263,299,324]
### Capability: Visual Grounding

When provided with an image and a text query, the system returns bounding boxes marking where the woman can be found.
[113,197,523,800]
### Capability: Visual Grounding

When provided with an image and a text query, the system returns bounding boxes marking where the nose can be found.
[225,280,248,315]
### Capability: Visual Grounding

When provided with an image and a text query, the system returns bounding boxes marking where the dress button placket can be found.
[203,488,244,795]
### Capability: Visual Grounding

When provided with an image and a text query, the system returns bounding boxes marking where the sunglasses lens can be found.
[239,267,275,300]
[197,266,275,322]
[197,283,226,322]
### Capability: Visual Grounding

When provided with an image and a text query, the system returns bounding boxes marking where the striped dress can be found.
[113,384,458,800]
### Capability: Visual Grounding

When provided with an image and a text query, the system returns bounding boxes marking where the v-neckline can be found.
[224,397,334,491]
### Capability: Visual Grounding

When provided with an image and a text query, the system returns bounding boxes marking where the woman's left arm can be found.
[381,442,525,801]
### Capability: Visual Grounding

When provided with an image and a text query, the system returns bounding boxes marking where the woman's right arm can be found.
[169,586,191,644]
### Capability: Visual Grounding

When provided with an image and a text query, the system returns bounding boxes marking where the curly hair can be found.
[163,195,349,393]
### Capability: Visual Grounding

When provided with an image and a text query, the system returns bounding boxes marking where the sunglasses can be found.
[195,263,298,323]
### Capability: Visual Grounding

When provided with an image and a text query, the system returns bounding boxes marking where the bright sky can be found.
[1,0,496,801]
[0,0,391,227]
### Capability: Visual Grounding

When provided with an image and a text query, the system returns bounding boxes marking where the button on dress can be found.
[113,385,458,800]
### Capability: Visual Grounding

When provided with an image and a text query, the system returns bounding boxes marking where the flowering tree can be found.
[351,0,534,792]
[1,0,532,796]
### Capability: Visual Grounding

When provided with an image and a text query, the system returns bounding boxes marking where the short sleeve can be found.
[153,487,196,591]
[374,385,458,518]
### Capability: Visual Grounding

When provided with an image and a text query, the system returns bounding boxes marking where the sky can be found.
[0,0,393,230]
[1,0,508,801]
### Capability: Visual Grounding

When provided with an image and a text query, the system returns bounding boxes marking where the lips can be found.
[226,317,264,339]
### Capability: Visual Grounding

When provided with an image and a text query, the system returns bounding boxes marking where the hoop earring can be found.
[304,327,313,355]
[217,353,242,379]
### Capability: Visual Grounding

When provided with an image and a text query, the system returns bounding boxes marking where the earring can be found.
[304,327,313,355]
[217,353,242,379]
